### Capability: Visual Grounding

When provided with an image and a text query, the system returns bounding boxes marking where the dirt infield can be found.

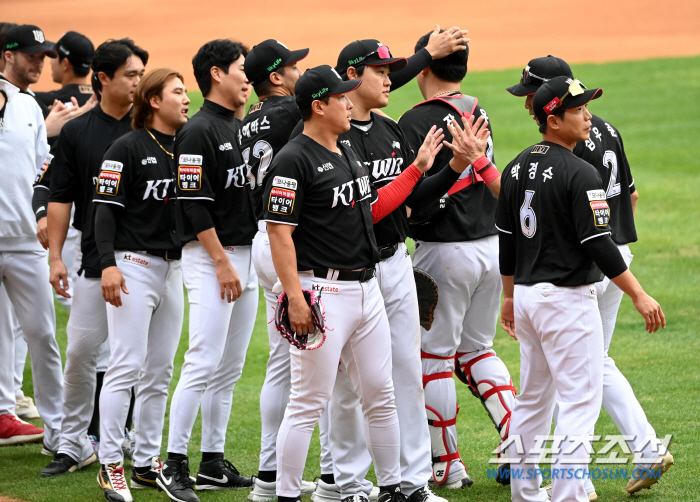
[3,0,700,91]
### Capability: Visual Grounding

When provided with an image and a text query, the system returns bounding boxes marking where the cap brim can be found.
[506,82,539,97]
[22,42,57,58]
[283,48,309,66]
[366,57,407,73]
[563,87,603,109]
[328,78,362,96]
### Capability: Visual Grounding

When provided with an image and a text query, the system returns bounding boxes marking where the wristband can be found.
[472,155,490,171]
[478,164,500,185]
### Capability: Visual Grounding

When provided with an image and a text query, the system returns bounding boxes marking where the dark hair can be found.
[538,107,566,133]
[253,64,286,97]
[132,68,183,129]
[341,65,365,81]
[300,95,330,121]
[192,39,248,97]
[0,22,18,62]
[91,38,148,98]
[59,54,91,78]
[415,30,468,83]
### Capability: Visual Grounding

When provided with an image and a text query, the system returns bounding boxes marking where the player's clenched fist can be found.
[216,258,242,303]
[413,125,445,173]
[101,265,129,307]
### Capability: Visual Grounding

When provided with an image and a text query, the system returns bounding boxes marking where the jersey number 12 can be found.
[242,140,273,189]
[604,150,621,198]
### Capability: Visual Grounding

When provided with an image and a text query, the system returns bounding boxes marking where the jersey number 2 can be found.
[520,190,537,238]
[604,150,621,198]
[242,140,273,189]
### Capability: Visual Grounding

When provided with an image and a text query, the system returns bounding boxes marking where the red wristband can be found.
[478,164,500,185]
[472,155,490,171]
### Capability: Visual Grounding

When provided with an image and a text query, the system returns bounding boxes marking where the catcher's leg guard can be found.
[422,351,468,486]
[455,350,516,485]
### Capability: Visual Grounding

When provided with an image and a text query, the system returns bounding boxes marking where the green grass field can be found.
[2,56,699,502]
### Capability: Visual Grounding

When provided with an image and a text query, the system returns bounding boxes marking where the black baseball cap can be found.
[245,39,309,85]
[2,24,56,57]
[54,31,94,70]
[295,65,362,109]
[533,76,603,125]
[335,39,407,78]
[506,56,573,97]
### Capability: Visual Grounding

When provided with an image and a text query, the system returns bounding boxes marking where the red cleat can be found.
[0,413,45,446]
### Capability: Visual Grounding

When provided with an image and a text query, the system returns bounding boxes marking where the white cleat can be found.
[248,477,317,501]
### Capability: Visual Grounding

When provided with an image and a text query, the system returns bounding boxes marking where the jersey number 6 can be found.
[520,190,537,238]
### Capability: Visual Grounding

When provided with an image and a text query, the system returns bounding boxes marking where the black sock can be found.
[201,452,224,463]
[134,465,151,475]
[166,452,188,463]
[379,483,401,494]
[257,470,276,482]
[320,473,335,485]
[278,497,299,502]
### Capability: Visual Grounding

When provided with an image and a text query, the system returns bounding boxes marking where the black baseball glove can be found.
[275,289,326,350]
[414,268,439,331]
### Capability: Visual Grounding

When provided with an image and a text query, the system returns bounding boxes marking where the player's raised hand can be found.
[443,115,490,170]
[631,293,666,333]
[101,266,129,307]
[288,293,315,336]
[413,125,445,173]
[425,25,470,60]
[500,297,517,340]
[216,259,242,302]
[49,259,71,298]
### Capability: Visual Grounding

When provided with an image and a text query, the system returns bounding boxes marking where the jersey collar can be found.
[203,99,236,120]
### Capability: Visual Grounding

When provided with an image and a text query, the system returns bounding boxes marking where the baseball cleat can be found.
[97,460,133,502]
[429,473,473,490]
[495,462,510,486]
[248,477,316,501]
[407,485,448,502]
[342,496,369,502]
[121,428,135,460]
[312,478,341,502]
[369,486,380,501]
[195,457,253,490]
[544,483,597,501]
[377,486,408,502]
[41,451,97,477]
[0,414,44,446]
[157,457,200,502]
[130,455,162,489]
[15,395,41,420]
[625,452,674,494]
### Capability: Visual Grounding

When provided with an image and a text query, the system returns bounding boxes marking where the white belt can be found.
[258,221,267,233]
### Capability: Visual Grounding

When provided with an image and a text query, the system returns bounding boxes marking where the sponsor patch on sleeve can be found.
[97,170,121,196]
[101,160,123,173]
[587,189,606,201]
[178,154,203,166]
[268,187,295,215]
[35,161,49,184]
[272,176,298,190]
[590,200,610,227]
[178,165,202,190]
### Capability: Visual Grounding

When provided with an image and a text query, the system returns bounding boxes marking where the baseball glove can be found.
[275,289,326,350]
[414,268,439,331]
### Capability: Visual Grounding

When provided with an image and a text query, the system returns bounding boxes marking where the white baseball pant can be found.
[329,243,432,496]
[0,285,18,416]
[167,240,258,455]
[0,250,62,449]
[509,283,604,502]
[414,236,513,485]
[252,227,333,474]
[276,274,400,498]
[99,252,183,467]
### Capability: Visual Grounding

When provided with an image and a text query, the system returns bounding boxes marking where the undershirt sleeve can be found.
[404,163,460,208]
[94,203,118,269]
[583,234,628,279]
[183,199,215,234]
[499,232,516,276]
[371,164,422,222]
[389,49,432,92]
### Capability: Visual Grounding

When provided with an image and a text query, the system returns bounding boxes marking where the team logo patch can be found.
[179,154,202,165]
[272,176,298,190]
[122,252,150,268]
[590,200,610,227]
[178,165,202,190]
[101,160,123,173]
[268,187,295,215]
[97,171,121,196]
[531,145,550,154]
[35,161,49,184]
[312,284,340,295]
[543,97,560,114]
[587,189,606,201]
[589,285,597,298]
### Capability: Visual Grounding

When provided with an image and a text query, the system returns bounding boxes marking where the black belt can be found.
[378,243,399,261]
[313,267,376,283]
[141,249,182,261]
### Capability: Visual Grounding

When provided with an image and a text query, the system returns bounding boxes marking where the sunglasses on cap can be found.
[353,45,392,65]
[543,79,587,115]
[520,65,548,85]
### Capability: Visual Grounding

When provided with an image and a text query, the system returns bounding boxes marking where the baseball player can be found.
[497,75,665,502]
[262,64,450,502]
[94,68,188,502]
[506,55,673,497]
[397,32,513,488]
[42,38,148,475]
[160,39,257,502]
[0,24,64,453]
[320,39,490,502]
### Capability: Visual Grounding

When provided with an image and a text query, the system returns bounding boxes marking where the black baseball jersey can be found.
[239,95,301,221]
[574,114,637,245]
[263,134,379,270]
[340,112,416,247]
[398,95,497,243]
[175,99,257,246]
[93,128,182,250]
[48,105,133,278]
[496,141,611,286]
[34,84,94,108]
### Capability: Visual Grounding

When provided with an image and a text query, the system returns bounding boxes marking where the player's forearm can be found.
[47,202,71,262]
[372,164,422,223]
[501,275,514,298]
[610,269,645,301]
[486,175,501,198]
[631,190,639,216]
[196,227,228,265]
[404,161,460,209]
[267,223,304,301]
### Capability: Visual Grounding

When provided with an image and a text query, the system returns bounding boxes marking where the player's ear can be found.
[420,67,430,77]
[547,114,560,131]
[149,94,161,111]
[347,66,359,81]
[269,71,284,86]
[311,99,324,117]
[210,66,222,84]
[97,71,110,87]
